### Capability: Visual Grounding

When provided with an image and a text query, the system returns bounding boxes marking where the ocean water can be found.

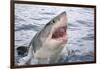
[15,4,95,65]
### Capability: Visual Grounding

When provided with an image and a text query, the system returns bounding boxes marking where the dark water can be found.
[15,4,95,65]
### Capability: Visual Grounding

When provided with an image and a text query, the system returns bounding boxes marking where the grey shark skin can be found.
[17,11,68,65]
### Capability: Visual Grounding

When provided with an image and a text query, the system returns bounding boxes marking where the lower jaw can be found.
[55,34,67,43]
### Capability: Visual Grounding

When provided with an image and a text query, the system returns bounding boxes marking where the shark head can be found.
[37,11,67,50]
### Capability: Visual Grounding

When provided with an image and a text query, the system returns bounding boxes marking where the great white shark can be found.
[17,11,68,65]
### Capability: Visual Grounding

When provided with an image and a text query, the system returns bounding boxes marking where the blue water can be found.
[15,4,95,65]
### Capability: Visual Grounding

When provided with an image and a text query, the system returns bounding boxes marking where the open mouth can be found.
[52,26,67,39]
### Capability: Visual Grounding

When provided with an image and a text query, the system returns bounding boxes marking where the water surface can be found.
[15,4,95,65]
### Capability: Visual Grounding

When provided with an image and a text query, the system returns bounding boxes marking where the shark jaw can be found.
[52,26,66,39]
[49,26,67,45]
[48,12,67,44]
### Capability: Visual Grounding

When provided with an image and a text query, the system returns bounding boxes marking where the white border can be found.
[0,0,99,69]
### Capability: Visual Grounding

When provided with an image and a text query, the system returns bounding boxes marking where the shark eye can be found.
[52,20,55,23]
[51,20,56,24]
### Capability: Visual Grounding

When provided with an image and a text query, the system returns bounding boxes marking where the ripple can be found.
[81,35,94,40]
[15,24,41,31]
[39,12,55,15]
[77,20,94,27]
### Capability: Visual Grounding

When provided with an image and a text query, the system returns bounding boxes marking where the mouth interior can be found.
[52,26,66,39]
